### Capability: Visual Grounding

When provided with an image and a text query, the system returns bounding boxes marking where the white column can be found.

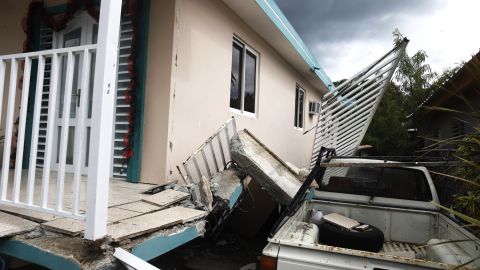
[84,0,122,241]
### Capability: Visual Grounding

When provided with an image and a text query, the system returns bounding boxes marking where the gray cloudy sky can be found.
[276,0,480,81]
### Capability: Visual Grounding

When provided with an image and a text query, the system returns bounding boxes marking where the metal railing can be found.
[310,39,409,168]
[180,117,237,184]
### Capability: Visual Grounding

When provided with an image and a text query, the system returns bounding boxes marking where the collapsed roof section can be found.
[310,38,409,168]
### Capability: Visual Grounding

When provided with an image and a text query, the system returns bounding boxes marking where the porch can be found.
[0,170,208,269]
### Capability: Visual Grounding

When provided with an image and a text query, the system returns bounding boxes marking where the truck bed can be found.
[267,199,480,269]
[382,241,427,259]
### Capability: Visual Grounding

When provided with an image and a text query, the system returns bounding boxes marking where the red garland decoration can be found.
[120,0,139,167]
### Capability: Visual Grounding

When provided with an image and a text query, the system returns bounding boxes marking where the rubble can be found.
[204,169,244,238]
[210,169,243,205]
[199,176,214,211]
[230,130,301,205]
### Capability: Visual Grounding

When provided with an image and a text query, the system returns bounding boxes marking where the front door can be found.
[52,13,97,173]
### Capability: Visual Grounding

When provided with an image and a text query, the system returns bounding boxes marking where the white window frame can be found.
[229,37,259,118]
[294,84,305,130]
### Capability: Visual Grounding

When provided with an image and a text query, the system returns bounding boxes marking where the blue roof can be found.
[255,0,335,92]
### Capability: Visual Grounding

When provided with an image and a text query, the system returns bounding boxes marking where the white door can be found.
[52,13,98,173]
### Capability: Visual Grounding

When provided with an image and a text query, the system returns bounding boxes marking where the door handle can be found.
[73,89,81,107]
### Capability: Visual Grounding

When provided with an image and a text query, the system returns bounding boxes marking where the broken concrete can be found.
[210,169,242,205]
[230,130,301,205]
[142,189,190,208]
[0,212,38,238]
[199,176,214,211]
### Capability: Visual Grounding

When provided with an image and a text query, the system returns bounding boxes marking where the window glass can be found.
[229,38,257,114]
[319,166,433,202]
[230,42,243,110]
[59,28,81,119]
[244,51,257,113]
[295,86,305,128]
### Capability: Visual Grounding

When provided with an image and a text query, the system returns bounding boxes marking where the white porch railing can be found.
[0,45,96,218]
[0,0,122,241]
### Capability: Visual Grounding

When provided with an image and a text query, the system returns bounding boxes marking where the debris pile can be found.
[230,130,302,205]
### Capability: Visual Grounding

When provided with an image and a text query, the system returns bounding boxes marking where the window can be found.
[320,166,432,202]
[294,85,305,129]
[230,38,258,115]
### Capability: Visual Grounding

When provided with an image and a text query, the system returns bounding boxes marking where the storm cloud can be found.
[276,0,480,81]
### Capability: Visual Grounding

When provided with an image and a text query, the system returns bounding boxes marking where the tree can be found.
[362,29,438,155]
[362,83,413,155]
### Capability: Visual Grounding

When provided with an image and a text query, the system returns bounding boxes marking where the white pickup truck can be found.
[261,157,480,270]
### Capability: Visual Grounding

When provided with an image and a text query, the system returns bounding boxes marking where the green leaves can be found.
[363,29,438,155]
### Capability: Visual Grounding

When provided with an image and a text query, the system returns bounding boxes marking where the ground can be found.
[151,229,267,270]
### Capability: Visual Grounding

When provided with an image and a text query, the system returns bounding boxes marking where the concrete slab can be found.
[108,206,206,242]
[41,218,84,236]
[210,169,242,204]
[230,130,301,205]
[108,207,142,223]
[0,204,61,223]
[115,201,161,214]
[142,189,190,208]
[0,212,38,238]
[199,176,213,211]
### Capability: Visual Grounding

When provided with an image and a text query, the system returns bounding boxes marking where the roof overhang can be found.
[222,0,334,95]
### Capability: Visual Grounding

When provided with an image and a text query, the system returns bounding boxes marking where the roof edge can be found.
[255,0,335,92]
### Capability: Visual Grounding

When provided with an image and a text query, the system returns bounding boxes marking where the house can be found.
[0,0,333,267]
[412,51,480,152]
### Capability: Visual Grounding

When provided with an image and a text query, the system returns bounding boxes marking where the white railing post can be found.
[85,0,122,241]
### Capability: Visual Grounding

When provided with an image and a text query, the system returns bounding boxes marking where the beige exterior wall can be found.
[139,0,323,184]
[140,0,176,183]
[0,1,31,161]
[0,0,324,183]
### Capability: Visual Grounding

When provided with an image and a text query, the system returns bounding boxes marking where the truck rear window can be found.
[320,166,433,202]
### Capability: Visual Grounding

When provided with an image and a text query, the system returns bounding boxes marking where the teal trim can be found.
[255,0,335,92]
[0,240,81,270]
[132,225,200,261]
[305,187,315,201]
[229,184,243,209]
[23,5,42,168]
[127,0,150,182]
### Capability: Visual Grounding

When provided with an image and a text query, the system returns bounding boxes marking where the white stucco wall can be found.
[147,0,323,184]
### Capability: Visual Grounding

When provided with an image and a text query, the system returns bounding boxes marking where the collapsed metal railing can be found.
[179,117,237,184]
[310,38,409,168]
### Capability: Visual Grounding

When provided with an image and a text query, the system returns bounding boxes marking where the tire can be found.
[319,222,384,252]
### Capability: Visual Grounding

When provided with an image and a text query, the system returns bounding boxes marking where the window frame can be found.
[229,37,259,118]
[294,84,305,129]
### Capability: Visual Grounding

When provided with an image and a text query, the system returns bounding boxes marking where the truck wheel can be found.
[319,222,384,252]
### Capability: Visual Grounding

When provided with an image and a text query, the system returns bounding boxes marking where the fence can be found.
[180,117,237,184]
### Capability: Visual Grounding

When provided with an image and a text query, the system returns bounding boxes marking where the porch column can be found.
[85,0,122,241]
